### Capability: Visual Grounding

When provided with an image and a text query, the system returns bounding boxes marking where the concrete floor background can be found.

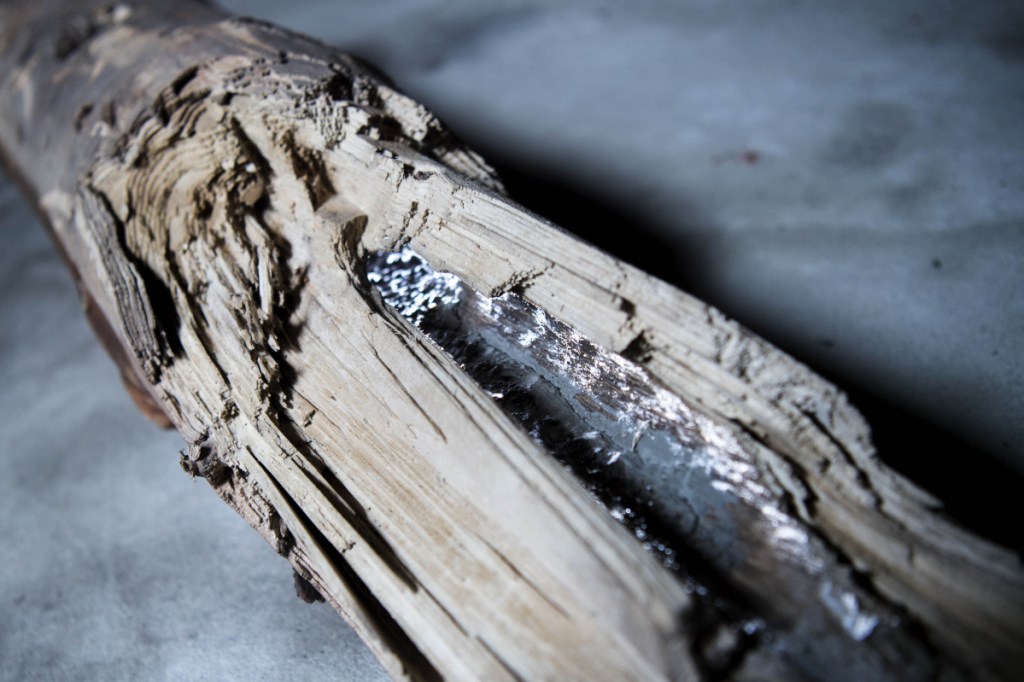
[2,0,1022,679]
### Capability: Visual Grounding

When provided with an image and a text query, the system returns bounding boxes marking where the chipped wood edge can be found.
[1,1,1021,680]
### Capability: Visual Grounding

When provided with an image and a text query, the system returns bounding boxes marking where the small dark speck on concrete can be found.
[711,149,761,165]
[932,258,942,269]
[818,339,835,348]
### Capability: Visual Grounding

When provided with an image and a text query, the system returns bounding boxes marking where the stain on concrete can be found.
[821,101,913,170]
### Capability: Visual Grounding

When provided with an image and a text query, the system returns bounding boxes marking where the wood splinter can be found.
[1,1,1021,680]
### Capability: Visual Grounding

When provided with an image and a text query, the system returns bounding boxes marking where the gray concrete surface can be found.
[2,0,1022,679]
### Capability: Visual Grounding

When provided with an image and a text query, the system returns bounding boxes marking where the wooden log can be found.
[1,1,1021,679]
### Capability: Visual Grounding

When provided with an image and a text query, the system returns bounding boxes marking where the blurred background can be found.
[2,0,1021,679]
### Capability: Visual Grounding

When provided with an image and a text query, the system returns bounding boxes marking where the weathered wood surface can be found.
[1,1,1021,680]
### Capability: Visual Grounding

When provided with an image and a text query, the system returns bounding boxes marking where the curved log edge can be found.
[1,1,1021,680]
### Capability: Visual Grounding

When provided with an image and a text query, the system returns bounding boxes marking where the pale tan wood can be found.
[1,2,1021,680]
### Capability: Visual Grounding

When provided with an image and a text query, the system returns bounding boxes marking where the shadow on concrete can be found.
[484,151,1024,557]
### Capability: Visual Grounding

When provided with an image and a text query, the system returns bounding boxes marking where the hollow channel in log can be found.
[366,247,938,680]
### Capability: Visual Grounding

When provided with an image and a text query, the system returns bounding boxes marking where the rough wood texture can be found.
[1,1,1021,680]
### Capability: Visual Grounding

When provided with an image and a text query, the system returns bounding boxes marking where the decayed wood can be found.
[1,1,1021,680]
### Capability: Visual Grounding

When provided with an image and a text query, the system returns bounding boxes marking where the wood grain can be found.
[1,1,1020,679]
